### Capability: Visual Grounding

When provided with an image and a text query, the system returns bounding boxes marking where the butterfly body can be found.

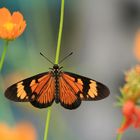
[5,64,110,110]
[52,64,61,104]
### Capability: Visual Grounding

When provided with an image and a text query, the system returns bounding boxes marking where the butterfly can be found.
[4,53,110,110]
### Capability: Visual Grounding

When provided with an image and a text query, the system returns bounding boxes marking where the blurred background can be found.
[0,0,140,140]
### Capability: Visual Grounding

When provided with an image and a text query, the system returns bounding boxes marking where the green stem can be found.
[116,133,123,140]
[116,117,125,140]
[0,40,15,124]
[0,40,9,72]
[55,0,65,64]
[43,107,51,140]
[43,0,65,140]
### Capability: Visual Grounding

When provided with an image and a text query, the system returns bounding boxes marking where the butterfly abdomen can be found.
[54,69,60,104]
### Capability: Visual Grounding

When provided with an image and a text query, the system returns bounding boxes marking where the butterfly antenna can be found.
[59,52,73,64]
[40,52,54,65]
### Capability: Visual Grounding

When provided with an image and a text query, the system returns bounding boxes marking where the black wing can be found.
[60,72,110,101]
[4,72,55,108]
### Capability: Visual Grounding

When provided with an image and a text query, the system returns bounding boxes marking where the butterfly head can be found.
[53,64,63,70]
[53,64,59,69]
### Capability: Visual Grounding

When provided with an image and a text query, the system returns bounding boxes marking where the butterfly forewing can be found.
[4,72,55,108]
[61,72,110,101]
[30,76,55,108]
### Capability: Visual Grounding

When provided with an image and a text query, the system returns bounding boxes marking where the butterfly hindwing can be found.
[4,72,55,108]
[61,72,110,101]
[59,75,81,109]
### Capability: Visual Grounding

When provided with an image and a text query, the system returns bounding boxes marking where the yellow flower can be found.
[117,66,140,135]
[121,65,140,103]
[0,7,26,40]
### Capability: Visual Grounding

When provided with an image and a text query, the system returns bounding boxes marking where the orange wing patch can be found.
[17,82,27,100]
[32,74,51,94]
[77,78,83,85]
[59,76,81,109]
[80,93,84,99]
[36,77,55,104]
[62,74,83,94]
[30,80,38,93]
[27,73,55,108]
[87,80,98,98]
[59,77,77,105]
[29,73,55,108]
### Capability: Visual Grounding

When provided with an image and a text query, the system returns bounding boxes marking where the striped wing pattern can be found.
[5,72,55,108]
[4,71,110,109]
[59,72,110,109]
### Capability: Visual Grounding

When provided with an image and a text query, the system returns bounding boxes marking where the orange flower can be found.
[118,100,140,133]
[0,7,26,40]
[134,30,140,61]
[0,122,36,140]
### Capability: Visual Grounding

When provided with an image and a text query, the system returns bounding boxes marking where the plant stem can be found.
[116,117,125,140]
[43,0,65,140]
[43,107,51,140]
[0,40,15,124]
[0,40,9,72]
[116,133,123,140]
[55,0,65,64]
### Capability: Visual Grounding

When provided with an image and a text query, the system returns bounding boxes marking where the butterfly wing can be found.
[59,72,109,109]
[5,72,55,108]
[59,75,81,110]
